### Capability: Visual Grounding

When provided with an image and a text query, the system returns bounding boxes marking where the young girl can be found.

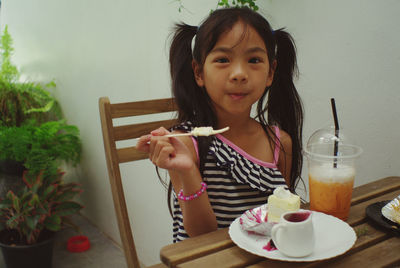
[137,7,303,243]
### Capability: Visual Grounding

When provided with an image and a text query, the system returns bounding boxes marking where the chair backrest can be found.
[99,96,177,268]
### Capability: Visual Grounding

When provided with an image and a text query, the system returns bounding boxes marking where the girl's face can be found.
[194,21,275,119]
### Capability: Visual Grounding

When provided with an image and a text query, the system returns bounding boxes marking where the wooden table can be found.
[160,176,400,268]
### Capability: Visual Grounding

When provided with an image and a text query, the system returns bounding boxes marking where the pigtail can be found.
[169,23,217,172]
[165,23,217,216]
[170,23,217,126]
[267,29,304,193]
[170,24,200,122]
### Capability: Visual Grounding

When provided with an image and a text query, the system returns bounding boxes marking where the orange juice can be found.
[309,164,355,220]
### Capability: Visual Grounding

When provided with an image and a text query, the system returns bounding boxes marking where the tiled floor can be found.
[0,214,128,268]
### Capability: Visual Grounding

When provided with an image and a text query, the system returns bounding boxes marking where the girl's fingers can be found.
[149,131,164,153]
[150,126,170,136]
[155,145,176,168]
[149,137,174,165]
[146,130,193,170]
[136,134,151,153]
[151,139,167,163]
[140,127,182,168]
[146,127,170,157]
[148,136,164,159]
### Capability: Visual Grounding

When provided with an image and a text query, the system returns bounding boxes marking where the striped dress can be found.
[172,121,287,243]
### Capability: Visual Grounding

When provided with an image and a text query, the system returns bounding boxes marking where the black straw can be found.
[331,98,339,168]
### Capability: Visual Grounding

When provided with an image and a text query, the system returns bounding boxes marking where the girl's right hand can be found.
[138,127,218,236]
[136,127,195,172]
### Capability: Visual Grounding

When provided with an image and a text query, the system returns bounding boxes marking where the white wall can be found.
[1,0,399,266]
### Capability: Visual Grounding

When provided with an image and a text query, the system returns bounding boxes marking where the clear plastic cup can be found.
[304,126,362,220]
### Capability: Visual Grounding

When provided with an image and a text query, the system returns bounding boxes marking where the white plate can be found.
[229,210,356,262]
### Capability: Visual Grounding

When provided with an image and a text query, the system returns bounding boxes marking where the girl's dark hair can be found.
[165,7,304,212]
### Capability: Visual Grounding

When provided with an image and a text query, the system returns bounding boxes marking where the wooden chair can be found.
[99,97,177,268]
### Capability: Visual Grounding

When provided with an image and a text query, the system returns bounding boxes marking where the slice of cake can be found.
[267,186,300,222]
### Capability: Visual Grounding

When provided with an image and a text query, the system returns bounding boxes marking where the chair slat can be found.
[114,119,178,141]
[110,98,177,118]
[118,146,148,162]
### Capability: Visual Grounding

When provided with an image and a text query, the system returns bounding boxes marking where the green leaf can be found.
[19,189,32,203]
[31,183,40,193]
[6,190,16,200]
[12,195,20,212]
[6,214,19,228]
[54,189,81,202]
[28,193,40,206]
[45,80,56,88]
[26,230,40,245]
[35,206,48,215]
[44,215,61,231]
[42,184,56,199]
[26,215,40,230]
[26,100,54,114]
[53,202,83,216]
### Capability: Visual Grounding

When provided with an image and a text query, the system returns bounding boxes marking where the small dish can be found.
[381,195,400,224]
[365,201,400,235]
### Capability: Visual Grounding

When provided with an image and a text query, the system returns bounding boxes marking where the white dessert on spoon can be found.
[164,126,229,138]
[134,126,229,142]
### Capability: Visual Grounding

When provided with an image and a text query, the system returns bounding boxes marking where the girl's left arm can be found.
[277,130,293,187]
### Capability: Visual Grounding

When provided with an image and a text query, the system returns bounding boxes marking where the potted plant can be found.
[0,24,82,179]
[0,26,83,268]
[0,25,67,196]
[0,170,83,268]
[176,0,259,12]
[0,120,82,178]
[0,25,62,128]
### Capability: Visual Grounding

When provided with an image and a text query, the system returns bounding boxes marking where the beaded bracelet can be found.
[178,182,207,201]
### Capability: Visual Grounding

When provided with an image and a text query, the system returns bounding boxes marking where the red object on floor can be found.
[67,235,90,253]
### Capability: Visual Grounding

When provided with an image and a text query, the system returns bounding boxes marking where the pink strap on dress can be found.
[192,127,280,167]
[191,136,200,166]
[273,126,281,165]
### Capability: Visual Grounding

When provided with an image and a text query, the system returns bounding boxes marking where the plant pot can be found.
[0,160,25,199]
[0,229,55,268]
